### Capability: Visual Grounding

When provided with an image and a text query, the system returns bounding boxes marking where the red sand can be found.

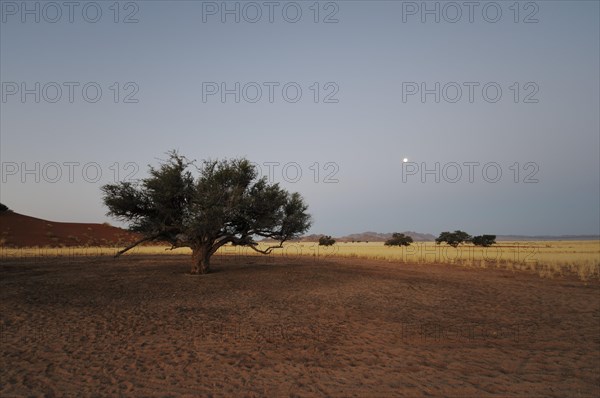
[1,254,598,396]
[0,212,140,247]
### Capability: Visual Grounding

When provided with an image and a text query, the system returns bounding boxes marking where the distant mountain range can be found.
[295,231,440,242]
[336,231,436,242]
[494,234,600,241]
[294,232,600,242]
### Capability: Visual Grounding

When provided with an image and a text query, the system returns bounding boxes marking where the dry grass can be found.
[1,240,598,281]
[287,241,600,281]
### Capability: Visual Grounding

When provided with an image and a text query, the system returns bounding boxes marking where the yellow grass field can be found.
[1,241,599,281]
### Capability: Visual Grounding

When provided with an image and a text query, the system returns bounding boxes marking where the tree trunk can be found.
[191,246,211,275]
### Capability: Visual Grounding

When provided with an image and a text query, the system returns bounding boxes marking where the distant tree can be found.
[102,151,311,274]
[385,233,413,247]
[471,235,497,247]
[318,235,336,246]
[0,203,8,212]
[435,230,472,248]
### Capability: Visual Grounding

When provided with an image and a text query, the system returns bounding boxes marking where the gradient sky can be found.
[1,0,599,236]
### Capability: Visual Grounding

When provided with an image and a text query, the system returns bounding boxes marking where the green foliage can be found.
[319,235,336,246]
[435,230,472,248]
[384,233,413,247]
[101,151,312,267]
[471,235,497,247]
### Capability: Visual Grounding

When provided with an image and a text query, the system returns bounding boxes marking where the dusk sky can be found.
[1,0,599,236]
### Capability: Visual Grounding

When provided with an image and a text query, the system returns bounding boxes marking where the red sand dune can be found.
[0,211,141,248]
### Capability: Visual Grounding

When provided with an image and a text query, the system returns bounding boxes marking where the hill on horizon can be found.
[335,231,436,242]
[0,211,141,248]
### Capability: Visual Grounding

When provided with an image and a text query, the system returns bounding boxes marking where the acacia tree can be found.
[435,230,472,248]
[384,233,413,247]
[471,235,497,247]
[102,151,311,274]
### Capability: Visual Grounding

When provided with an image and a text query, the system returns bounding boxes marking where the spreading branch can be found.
[247,241,286,255]
[114,234,161,258]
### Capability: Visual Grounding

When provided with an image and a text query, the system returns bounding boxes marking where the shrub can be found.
[319,235,336,246]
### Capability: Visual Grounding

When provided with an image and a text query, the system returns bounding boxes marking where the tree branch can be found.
[165,243,187,252]
[247,240,286,255]
[114,235,161,258]
[209,236,232,256]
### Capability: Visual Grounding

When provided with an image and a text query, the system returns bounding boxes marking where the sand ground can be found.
[1,255,598,397]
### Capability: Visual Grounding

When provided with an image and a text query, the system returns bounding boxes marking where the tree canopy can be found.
[435,231,497,247]
[102,151,311,274]
[384,233,414,247]
[471,235,497,247]
[435,230,472,248]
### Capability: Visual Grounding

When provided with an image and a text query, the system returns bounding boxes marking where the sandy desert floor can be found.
[1,254,599,397]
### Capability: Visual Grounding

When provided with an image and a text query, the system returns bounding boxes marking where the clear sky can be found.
[1,0,599,236]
